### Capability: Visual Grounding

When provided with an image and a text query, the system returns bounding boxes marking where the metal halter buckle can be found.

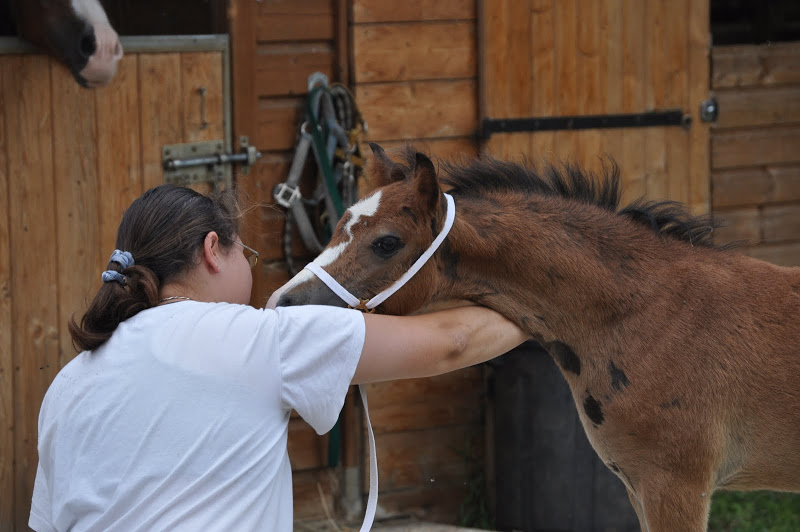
[348,298,375,313]
[273,183,302,208]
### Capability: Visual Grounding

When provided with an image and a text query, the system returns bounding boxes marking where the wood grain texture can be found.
[255,0,334,42]
[50,61,101,369]
[715,86,800,129]
[710,166,800,210]
[4,55,61,529]
[356,80,477,141]
[139,53,183,190]
[353,21,475,83]
[712,126,800,169]
[712,42,800,89]
[181,52,225,142]
[353,0,475,23]
[368,426,483,492]
[255,97,304,152]
[0,53,14,531]
[364,369,483,434]
[712,168,773,208]
[95,56,143,253]
[255,43,336,97]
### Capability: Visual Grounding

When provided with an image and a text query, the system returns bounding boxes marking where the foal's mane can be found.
[430,153,723,249]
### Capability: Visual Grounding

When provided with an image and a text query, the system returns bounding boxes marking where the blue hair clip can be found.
[101,270,127,285]
[109,249,134,269]
[101,249,135,285]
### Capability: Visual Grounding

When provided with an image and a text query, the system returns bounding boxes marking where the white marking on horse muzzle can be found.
[71,0,122,88]
[266,191,384,307]
[305,193,455,311]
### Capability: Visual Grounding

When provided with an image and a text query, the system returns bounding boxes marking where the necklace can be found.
[158,296,192,304]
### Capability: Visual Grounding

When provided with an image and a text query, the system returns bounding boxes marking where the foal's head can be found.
[271,143,450,314]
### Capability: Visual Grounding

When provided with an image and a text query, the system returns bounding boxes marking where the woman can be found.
[29,184,528,531]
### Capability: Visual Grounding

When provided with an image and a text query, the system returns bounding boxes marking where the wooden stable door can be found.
[480,0,711,213]
[0,37,228,530]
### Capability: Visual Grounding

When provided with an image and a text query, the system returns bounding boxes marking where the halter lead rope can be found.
[303,193,455,532]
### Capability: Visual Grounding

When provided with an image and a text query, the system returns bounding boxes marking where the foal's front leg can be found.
[637,477,712,531]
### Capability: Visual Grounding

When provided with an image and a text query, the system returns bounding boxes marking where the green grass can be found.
[709,491,800,532]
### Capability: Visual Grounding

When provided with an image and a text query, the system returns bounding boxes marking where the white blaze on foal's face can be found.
[265,191,383,307]
[316,190,382,268]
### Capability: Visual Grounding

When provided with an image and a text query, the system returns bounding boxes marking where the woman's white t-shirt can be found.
[29,301,365,532]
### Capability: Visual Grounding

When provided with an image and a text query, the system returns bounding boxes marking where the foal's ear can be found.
[413,152,440,211]
[368,142,404,186]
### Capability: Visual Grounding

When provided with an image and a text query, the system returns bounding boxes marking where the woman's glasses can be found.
[234,241,259,269]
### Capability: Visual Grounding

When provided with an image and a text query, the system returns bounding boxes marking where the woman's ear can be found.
[202,231,223,273]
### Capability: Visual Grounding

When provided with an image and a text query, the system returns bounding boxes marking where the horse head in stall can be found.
[270,143,800,531]
[5,0,122,87]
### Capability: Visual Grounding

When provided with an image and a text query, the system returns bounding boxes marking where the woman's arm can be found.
[352,306,529,384]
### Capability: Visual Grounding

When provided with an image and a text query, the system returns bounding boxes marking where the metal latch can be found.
[162,136,261,188]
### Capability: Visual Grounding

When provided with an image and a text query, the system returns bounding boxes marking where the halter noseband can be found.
[304,193,455,312]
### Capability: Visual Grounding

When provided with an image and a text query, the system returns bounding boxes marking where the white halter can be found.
[303,192,455,532]
[304,193,455,311]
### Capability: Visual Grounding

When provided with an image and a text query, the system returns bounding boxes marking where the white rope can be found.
[358,385,378,532]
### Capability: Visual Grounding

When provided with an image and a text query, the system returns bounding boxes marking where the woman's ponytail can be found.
[69,252,160,352]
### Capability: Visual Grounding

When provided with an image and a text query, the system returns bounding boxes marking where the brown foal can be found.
[274,144,800,531]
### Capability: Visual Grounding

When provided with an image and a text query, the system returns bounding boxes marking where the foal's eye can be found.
[372,236,403,257]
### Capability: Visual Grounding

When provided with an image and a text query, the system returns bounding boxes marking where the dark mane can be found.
[438,156,723,249]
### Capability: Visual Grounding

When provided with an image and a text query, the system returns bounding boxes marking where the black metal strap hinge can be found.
[480,109,690,140]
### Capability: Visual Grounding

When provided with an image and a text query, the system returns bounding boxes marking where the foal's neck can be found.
[440,194,682,345]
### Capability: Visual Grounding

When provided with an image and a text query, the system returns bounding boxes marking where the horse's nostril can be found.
[79,30,96,58]
[276,294,294,307]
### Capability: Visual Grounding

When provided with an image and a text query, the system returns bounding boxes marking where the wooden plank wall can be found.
[352,0,479,163]
[710,42,800,264]
[481,0,711,214]
[351,0,486,524]
[0,46,224,530]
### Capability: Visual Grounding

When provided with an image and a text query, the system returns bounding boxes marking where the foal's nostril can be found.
[276,294,295,307]
[79,29,96,58]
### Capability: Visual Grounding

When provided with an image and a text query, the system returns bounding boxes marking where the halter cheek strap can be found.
[303,193,455,311]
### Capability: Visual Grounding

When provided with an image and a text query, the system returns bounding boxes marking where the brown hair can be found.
[69,184,242,351]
